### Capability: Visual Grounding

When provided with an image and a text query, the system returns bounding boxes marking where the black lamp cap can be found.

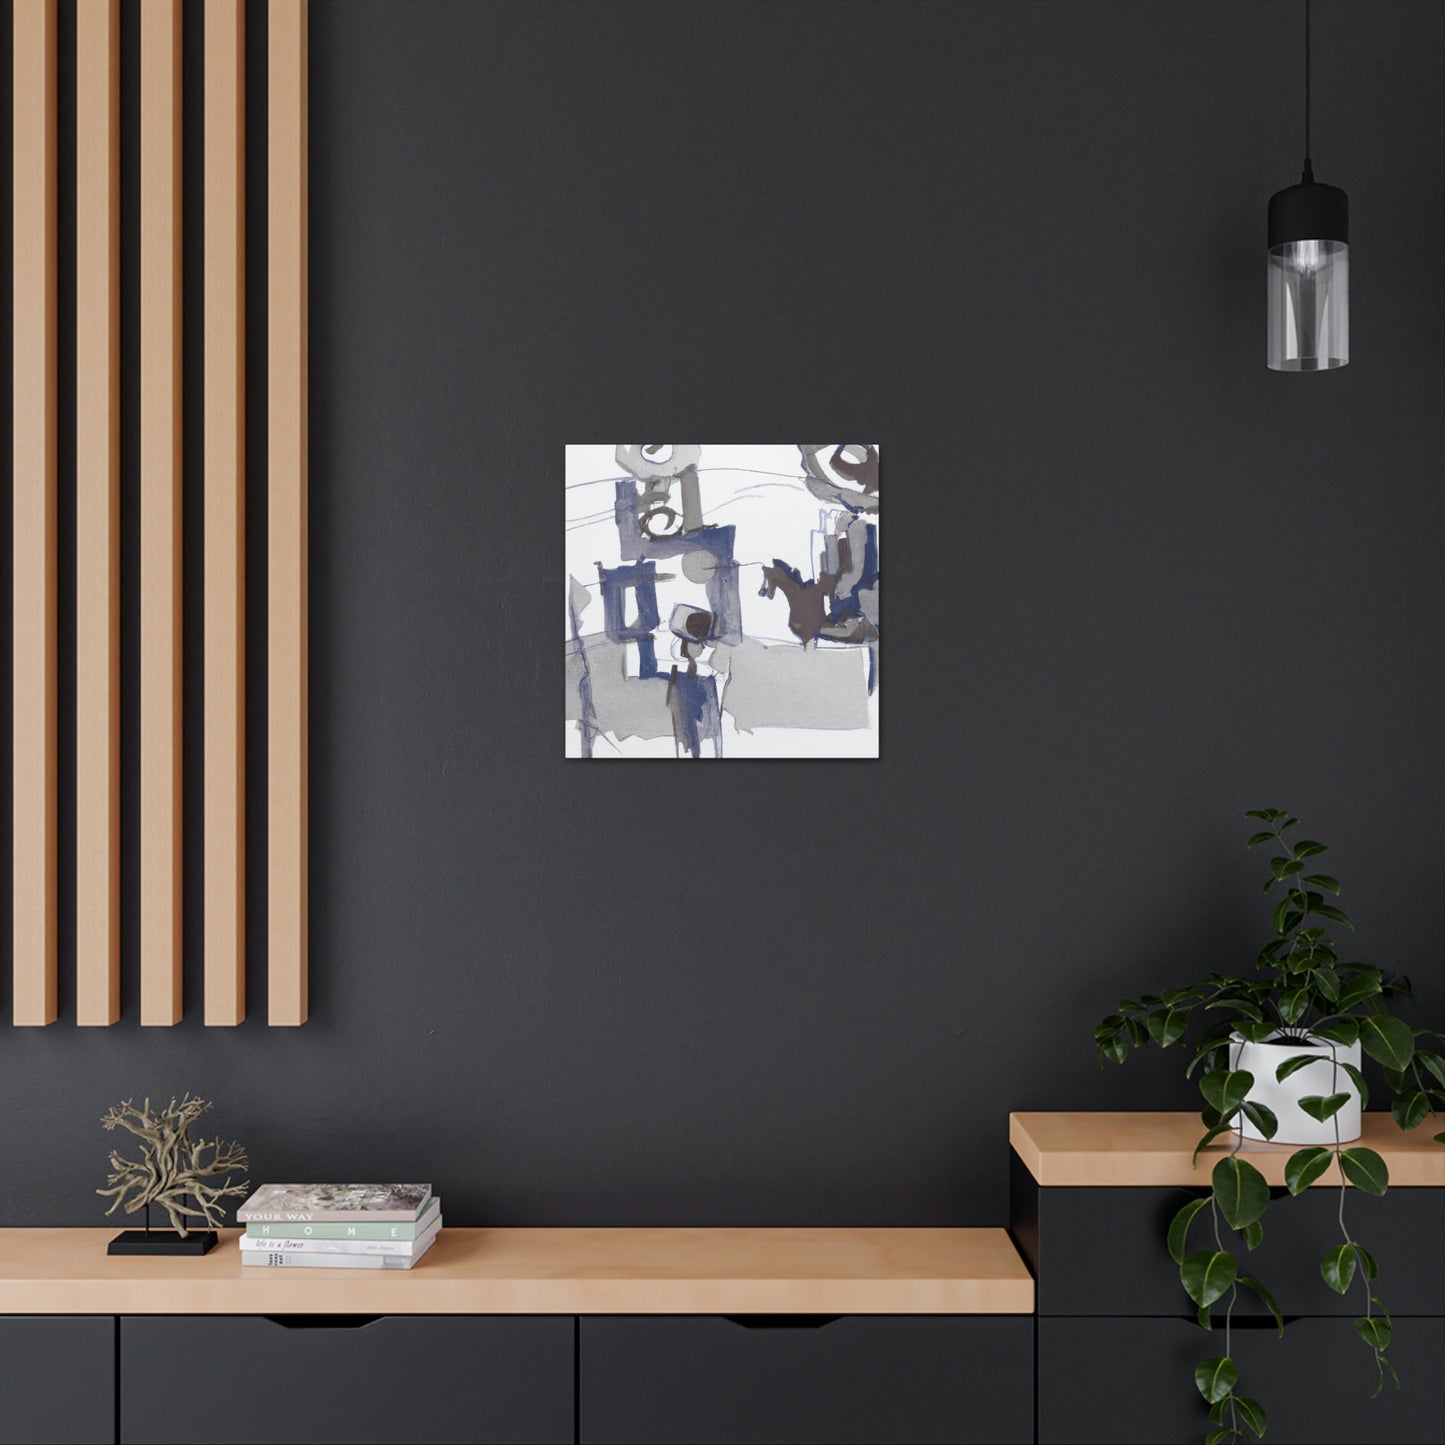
[1269,176,1348,248]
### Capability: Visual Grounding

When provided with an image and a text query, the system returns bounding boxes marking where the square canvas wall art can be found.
[566,444,880,759]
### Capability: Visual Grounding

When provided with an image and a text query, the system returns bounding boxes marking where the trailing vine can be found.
[1094,809,1445,1443]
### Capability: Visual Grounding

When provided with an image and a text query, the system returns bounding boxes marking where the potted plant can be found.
[1094,809,1445,1444]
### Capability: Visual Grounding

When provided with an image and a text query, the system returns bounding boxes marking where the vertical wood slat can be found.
[269,0,308,1025]
[140,0,183,1024]
[204,0,245,1025]
[75,0,121,1026]
[11,0,58,1026]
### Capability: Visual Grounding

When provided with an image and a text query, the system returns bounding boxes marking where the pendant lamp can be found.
[1267,1,1348,371]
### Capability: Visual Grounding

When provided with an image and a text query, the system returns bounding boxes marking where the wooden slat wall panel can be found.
[12,0,59,1027]
[140,0,183,1024]
[204,0,245,1024]
[75,0,121,1026]
[268,0,308,1024]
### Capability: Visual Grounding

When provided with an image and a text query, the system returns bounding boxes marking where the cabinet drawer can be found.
[1040,1315,1445,1444]
[580,1315,1031,1444]
[0,1317,113,1445]
[120,1316,572,1444]
[1012,1154,1445,1316]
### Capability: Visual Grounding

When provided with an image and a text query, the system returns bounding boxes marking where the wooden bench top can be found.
[0,1226,1035,1315]
[1011,1111,1445,1188]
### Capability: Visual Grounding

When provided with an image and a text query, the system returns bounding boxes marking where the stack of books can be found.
[236,1184,441,1270]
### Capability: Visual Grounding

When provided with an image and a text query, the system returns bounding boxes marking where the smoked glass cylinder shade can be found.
[1267,239,1348,371]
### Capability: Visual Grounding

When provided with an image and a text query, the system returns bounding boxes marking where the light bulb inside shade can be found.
[1268,238,1348,371]
[1279,238,1329,276]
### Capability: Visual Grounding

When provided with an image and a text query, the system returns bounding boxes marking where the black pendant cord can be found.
[1303,0,1313,181]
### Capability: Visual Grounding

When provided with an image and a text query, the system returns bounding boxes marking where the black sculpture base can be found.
[107,1230,218,1256]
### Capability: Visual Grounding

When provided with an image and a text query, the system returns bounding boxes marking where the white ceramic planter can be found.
[1228,1031,1363,1145]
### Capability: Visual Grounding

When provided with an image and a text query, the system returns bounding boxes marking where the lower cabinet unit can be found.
[1038,1315,1445,1445]
[578,1315,1033,1445]
[0,1317,114,1445]
[119,1315,574,1445]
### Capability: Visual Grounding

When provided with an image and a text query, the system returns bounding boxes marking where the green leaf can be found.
[1093,1014,1124,1042]
[1197,1301,1213,1330]
[1181,1249,1238,1308]
[1213,1156,1270,1229]
[1116,997,1141,1012]
[1185,1033,1231,1079]
[1350,1242,1379,1281]
[1240,1101,1278,1141]
[1192,1123,1235,1166]
[1200,1069,1254,1117]
[1416,1050,1445,1089]
[1392,1091,1430,1132]
[1208,1398,1230,1425]
[1359,1014,1415,1071]
[1269,855,1302,880]
[1375,1354,1401,1394]
[1146,1008,1188,1048]
[1315,903,1354,930]
[1277,987,1309,1025]
[1310,967,1342,1002]
[1297,1092,1351,1123]
[1097,1035,1127,1065]
[1312,1018,1359,1047]
[1302,872,1341,894]
[1339,1147,1389,1196]
[1238,1273,1284,1335]
[1339,1060,1371,1109]
[1355,1315,1391,1351]
[1292,840,1327,858]
[1240,1217,1264,1251]
[1436,1132,1445,1145]
[1275,1053,1323,1083]
[1205,1431,1231,1445]
[1233,1395,1268,1440]
[1243,809,1274,820]
[1166,1196,1209,1264]
[1124,1017,1148,1047]
[1245,831,1274,848]
[1322,1242,1357,1294]
[1284,1146,1334,1194]
[1335,973,1383,1010]
[1270,897,1291,935]
[1194,1355,1238,1404]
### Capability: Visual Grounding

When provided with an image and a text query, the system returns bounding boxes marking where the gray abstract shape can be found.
[565,634,674,741]
[568,574,593,617]
[713,638,869,732]
[615,443,702,482]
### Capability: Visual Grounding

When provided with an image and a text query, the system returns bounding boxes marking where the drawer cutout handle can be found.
[263,1314,383,1330]
[723,1315,842,1330]
[1207,1315,1302,1330]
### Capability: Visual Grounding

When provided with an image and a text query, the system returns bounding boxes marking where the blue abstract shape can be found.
[613,480,741,644]
[599,560,660,643]
[667,670,722,760]
[635,635,658,680]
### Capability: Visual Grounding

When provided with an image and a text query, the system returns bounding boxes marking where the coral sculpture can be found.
[97,1096,249,1237]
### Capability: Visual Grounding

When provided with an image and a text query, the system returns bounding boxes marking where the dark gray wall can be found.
[2,0,1442,1226]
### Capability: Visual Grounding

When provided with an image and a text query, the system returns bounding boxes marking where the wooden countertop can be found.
[1011,1111,1445,1188]
[0,1227,1034,1315]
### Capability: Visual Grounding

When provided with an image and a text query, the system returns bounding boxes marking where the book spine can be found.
[241,1249,425,1270]
[238,1206,428,1224]
[245,1204,440,1242]
[239,1229,439,1257]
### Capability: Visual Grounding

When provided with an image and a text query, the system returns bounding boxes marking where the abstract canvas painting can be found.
[565,444,880,759]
